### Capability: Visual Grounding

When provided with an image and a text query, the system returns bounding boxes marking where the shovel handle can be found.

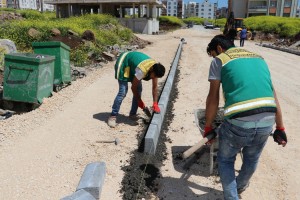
[182,134,215,159]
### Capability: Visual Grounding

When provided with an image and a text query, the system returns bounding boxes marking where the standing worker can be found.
[107,51,165,128]
[204,35,287,199]
[240,26,247,47]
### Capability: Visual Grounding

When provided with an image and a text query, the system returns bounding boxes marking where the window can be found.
[284,0,292,7]
[270,1,276,7]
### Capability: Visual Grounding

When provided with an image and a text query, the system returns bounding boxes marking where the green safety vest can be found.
[217,48,277,119]
[115,51,156,82]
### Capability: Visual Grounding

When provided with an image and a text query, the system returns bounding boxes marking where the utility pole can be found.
[215,0,218,25]
[40,0,44,13]
[228,0,232,15]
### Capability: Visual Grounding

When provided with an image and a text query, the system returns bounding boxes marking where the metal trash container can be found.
[3,53,55,105]
[32,41,71,91]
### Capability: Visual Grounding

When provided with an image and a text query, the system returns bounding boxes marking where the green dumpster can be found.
[32,41,71,89]
[3,53,55,104]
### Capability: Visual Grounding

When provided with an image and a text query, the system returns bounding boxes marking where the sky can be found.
[187,0,300,8]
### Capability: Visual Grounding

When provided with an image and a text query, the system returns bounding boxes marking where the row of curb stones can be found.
[144,39,186,154]
[261,43,300,56]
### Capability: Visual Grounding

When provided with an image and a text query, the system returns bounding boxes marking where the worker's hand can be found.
[138,100,146,110]
[273,127,287,147]
[152,102,160,113]
[203,126,217,145]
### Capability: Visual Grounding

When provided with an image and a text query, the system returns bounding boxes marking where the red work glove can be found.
[203,126,217,145]
[273,127,287,147]
[152,102,160,113]
[138,100,145,110]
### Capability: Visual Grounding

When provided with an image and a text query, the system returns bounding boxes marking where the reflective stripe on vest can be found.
[224,97,276,117]
[116,52,130,80]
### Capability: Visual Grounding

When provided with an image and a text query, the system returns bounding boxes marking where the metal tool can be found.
[143,107,152,117]
[96,138,120,145]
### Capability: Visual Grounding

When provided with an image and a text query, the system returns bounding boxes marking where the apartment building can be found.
[296,6,300,17]
[266,0,298,17]
[231,0,298,18]
[217,7,228,18]
[161,0,183,18]
[184,1,197,17]
[185,0,217,19]
[6,0,54,11]
[0,0,7,8]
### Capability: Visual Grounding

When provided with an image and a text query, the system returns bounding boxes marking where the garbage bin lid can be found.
[5,53,55,63]
[32,41,70,51]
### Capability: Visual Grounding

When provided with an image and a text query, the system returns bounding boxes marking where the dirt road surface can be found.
[0,26,299,200]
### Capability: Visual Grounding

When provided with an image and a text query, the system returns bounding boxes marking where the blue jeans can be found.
[240,38,245,47]
[217,120,273,200]
[111,80,142,116]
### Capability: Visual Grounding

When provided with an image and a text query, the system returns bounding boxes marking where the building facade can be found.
[0,0,7,8]
[231,0,298,18]
[217,6,228,18]
[161,0,183,18]
[6,0,54,11]
[184,1,197,18]
[197,0,216,19]
[296,6,300,17]
[184,0,216,19]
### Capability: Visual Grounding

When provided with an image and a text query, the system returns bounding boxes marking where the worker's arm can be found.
[131,76,142,102]
[274,89,284,128]
[205,80,221,128]
[273,88,287,147]
[152,77,159,102]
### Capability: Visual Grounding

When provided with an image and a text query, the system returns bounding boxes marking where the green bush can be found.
[244,16,300,37]
[215,18,226,27]
[70,45,90,67]
[19,9,46,20]
[183,17,206,25]
[159,16,184,26]
[0,8,16,12]
[0,13,133,50]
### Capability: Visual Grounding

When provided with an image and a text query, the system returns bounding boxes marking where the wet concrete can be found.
[120,69,180,200]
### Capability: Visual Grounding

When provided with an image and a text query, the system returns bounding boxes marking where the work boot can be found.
[237,182,250,194]
[108,116,117,128]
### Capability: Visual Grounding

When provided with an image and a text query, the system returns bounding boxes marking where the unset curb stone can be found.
[61,162,106,200]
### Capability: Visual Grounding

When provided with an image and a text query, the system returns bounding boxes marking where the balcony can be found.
[44,0,163,5]
[248,5,267,13]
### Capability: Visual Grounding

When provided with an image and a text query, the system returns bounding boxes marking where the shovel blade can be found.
[143,107,152,117]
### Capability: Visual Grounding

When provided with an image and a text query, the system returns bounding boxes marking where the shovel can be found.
[143,106,152,118]
[182,133,216,159]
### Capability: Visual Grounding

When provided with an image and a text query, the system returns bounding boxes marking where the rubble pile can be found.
[0,12,23,22]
